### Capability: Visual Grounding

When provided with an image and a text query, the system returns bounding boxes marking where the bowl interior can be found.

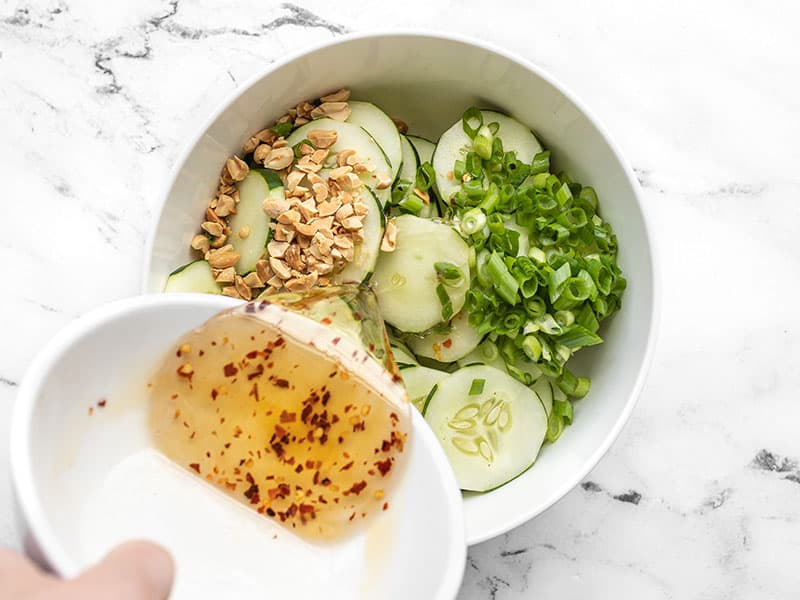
[145,33,656,543]
[12,295,465,599]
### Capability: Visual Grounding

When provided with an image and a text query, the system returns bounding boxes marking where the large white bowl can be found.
[10,294,466,599]
[144,31,659,544]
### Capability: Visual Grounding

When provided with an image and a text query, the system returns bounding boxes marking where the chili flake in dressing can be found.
[148,300,410,541]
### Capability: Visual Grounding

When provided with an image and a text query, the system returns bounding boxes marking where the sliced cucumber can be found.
[408,309,483,363]
[396,134,418,185]
[334,187,384,285]
[230,169,281,274]
[432,110,543,202]
[424,365,547,492]
[400,365,449,412]
[407,135,436,164]
[305,295,363,346]
[165,260,221,295]
[391,135,438,219]
[457,347,507,372]
[347,101,402,182]
[389,341,418,366]
[371,215,470,333]
[532,377,554,417]
[286,119,392,206]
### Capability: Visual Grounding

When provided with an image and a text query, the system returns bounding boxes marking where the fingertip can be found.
[71,539,175,600]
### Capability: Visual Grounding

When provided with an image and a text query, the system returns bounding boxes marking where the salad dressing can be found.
[148,301,410,541]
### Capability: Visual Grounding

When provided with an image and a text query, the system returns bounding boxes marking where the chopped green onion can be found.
[487,252,519,305]
[531,150,551,175]
[548,262,571,303]
[521,335,542,361]
[454,159,466,181]
[469,378,486,395]
[434,262,464,287]
[534,314,563,335]
[398,192,424,215]
[558,369,591,398]
[478,183,500,213]
[416,162,436,192]
[528,246,547,264]
[462,107,483,138]
[478,340,499,361]
[461,208,487,235]
[558,324,603,349]
[436,283,454,321]
[555,182,573,206]
[545,410,565,442]
[272,121,293,137]
[487,121,500,135]
[555,310,575,328]
[476,249,492,288]
[523,297,547,318]
[473,125,494,159]
[553,398,573,425]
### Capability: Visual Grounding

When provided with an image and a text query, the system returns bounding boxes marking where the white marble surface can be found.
[1,0,799,597]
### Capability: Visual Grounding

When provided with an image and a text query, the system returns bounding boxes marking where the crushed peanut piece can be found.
[381,218,398,252]
[264,147,294,170]
[191,234,210,254]
[215,267,236,283]
[320,89,350,103]
[308,129,337,149]
[310,102,350,121]
[226,156,249,182]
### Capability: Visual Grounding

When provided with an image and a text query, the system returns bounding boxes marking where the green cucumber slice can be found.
[407,135,436,164]
[424,365,547,492]
[165,260,221,295]
[230,169,281,274]
[347,100,402,181]
[334,187,384,285]
[400,365,449,412]
[371,215,470,333]
[408,309,483,362]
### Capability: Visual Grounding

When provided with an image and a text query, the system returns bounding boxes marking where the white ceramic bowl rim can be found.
[139,29,660,544]
[9,293,467,599]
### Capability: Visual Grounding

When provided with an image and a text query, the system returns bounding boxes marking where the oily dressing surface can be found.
[149,304,410,541]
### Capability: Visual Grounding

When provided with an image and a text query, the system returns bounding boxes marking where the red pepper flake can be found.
[176,363,194,381]
[223,363,238,377]
[87,406,94,416]
[249,383,260,402]
[246,350,258,359]
[383,502,389,511]
[339,461,354,471]
[344,481,367,496]
[348,512,356,521]
[331,336,341,345]
[211,388,219,400]
[273,378,289,388]
[299,503,315,515]
[247,364,264,380]
[321,317,333,325]
[274,337,285,348]
[189,463,200,473]
[97,399,107,408]
[280,410,297,423]
[443,338,453,348]
[375,459,392,476]
[294,464,303,474]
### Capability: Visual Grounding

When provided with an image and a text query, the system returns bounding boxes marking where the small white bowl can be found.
[10,294,466,599]
[144,31,659,544]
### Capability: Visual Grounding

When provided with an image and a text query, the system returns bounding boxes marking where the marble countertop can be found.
[2,1,799,597]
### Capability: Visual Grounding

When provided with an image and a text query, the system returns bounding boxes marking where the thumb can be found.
[64,540,174,600]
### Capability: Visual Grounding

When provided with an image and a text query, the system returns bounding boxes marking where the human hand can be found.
[0,540,174,599]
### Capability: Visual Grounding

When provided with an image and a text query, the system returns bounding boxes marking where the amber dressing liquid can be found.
[148,302,410,541]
